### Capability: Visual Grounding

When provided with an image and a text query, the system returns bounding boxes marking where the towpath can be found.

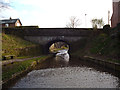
[2,56,41,65]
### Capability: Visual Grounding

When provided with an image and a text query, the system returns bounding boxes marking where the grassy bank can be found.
[2,33,42,57]
[2,55,51,82]
[2,33,35,50]
[70,30,120,72]
[50,47,69,53]
[90,34,119,58]
[88,33,120,63]
[72,30,120,64]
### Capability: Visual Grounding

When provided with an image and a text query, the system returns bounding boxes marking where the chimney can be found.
[10,17,12,19]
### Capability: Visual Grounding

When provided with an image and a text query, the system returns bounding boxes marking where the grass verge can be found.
[2,33,42,57]
[2,55,49,82]
[2,33,35,50]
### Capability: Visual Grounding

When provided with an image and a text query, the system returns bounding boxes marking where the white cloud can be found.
[4,0,10,3]
[113,0,120,2]
[1,0,113,28]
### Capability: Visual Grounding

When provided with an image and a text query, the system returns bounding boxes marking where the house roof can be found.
[2,18,22,25]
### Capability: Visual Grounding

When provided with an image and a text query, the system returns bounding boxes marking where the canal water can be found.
[12,50,120,88]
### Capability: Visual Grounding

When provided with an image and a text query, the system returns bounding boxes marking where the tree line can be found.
[66,16,105,29]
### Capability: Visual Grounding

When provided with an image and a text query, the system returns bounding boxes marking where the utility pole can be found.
[108,10,110,25]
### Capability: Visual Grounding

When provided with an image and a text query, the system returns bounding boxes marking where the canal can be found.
[12,50,120,88]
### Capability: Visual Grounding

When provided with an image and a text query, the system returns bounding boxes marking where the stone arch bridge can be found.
[23,28,102,54]
[3,28,102,54]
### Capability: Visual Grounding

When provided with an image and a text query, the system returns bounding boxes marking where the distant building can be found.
[111,0,120,27]
[2,17,22,27]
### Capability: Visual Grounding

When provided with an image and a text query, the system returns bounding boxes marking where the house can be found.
[2,17,22,27]
[111,0,120,27]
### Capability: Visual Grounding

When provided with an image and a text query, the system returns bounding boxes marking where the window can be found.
[16,22,20,26]
[5,24,9,27]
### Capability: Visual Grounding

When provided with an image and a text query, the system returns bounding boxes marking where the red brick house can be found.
[111,0,120,27]
[2,17,22,27]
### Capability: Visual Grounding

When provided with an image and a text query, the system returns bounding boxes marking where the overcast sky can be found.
[1,0,113,28]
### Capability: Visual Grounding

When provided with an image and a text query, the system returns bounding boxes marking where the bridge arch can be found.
[44,39,70,54]
[22,28,102,54]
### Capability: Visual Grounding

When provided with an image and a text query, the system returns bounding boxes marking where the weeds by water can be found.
[2,56,48,81]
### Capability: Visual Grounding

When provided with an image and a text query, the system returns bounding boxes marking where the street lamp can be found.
[108,10,110,25]
[85,14,87,28]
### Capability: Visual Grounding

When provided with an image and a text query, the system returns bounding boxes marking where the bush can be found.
[103,25,110,35]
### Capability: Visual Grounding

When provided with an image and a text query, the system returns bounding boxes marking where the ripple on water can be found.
[13,67,120,88]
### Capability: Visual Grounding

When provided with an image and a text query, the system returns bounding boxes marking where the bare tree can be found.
[66,16,81,28]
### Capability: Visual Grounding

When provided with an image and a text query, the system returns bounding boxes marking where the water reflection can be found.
[11,50,120,88]
[13,67,120,88]
[55,49,69,62]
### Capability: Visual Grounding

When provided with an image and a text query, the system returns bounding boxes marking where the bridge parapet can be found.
[24,28,102,36]
[3,28,102,37]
